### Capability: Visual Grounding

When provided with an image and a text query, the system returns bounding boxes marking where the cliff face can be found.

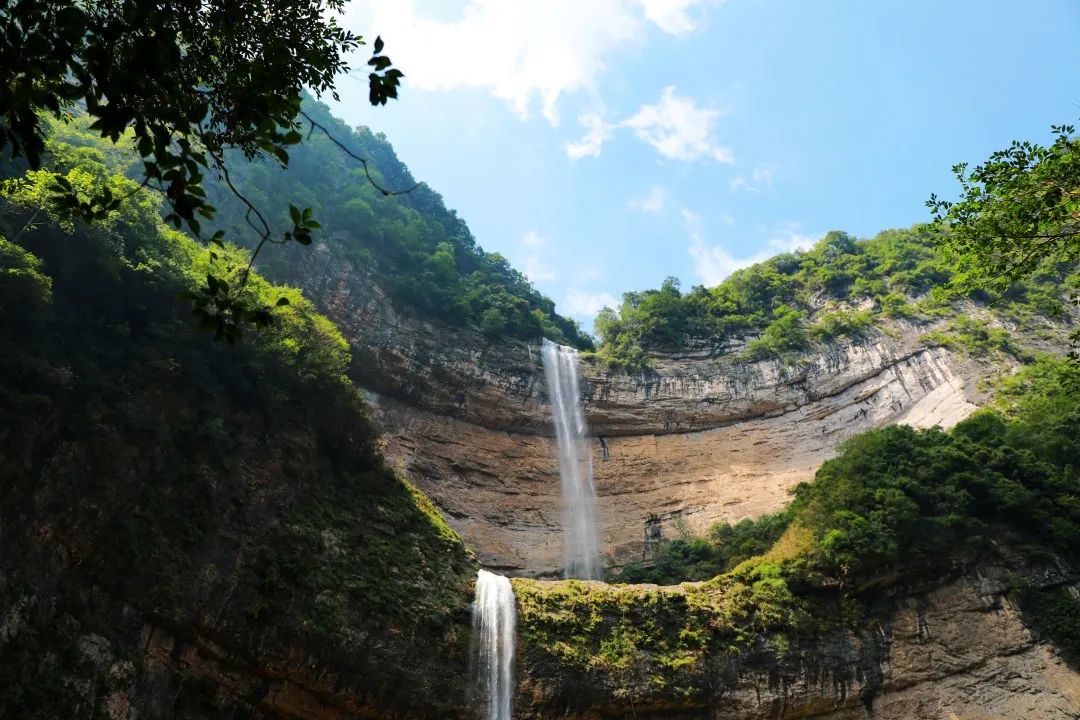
[513,563,1080,720]
[4,234,1076,719]
[0,357,477,719]
[301,250,1018,576]
[0,228,477,720]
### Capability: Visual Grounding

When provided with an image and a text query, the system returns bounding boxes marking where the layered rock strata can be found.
[303,254,1005,575]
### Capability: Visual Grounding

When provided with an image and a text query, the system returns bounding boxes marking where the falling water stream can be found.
[541,338,602,580]
[471,570,516,720]
[468,342,598,717]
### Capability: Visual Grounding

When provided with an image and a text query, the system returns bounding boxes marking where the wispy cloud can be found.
[362,1,719,126]
[624,86,734,162]
[729,165,775,192]
[685,211,817,285]
[565,113,615,158]
[566,86,733,162]
[522,256,557,283]
[521,229,546,247]
[562,289,620,318]
[639,0,713,35]
[519,230,557,282]
[628,185,668,212]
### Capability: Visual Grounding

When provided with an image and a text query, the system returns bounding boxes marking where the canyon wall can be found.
[514,563,1080,719]
[302,251,1016,576]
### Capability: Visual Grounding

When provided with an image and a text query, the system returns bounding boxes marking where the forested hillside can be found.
[595,227,1077,368]
[204,100,592,348]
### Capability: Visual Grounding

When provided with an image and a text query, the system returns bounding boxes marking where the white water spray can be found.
[541,338,601,580]
[471,570,516,720]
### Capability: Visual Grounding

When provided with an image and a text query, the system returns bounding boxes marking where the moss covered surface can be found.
[1019,584,1080,670]
[0,127,477,718]
[514,558,846,709]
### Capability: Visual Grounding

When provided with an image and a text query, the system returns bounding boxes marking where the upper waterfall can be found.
[540,338,602,580]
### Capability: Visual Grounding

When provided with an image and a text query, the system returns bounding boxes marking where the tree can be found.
[0,0,405,340]
[928,123,1080,294]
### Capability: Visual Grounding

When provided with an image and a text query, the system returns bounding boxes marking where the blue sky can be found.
[329,1,1080,330]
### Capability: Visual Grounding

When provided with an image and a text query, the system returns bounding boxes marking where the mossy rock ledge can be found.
[511,558,1080,719]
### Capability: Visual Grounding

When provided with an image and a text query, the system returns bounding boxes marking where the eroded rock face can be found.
[514,566,1080,720]
[738,574,1080,720]
[302,256,1005,576]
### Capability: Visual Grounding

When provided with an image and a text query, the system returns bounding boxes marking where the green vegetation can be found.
[920,315,1020,358]
[0,118,475,717]
[594,227,1074,369]
[516,559,811,702]
[929,123,1080,294]
[2,4,589,348]
[29,107,590,348]
[519,356,1080,705]
[928,121,1080,354]
[1,0,405,337]
[615,511,792,585]
[205,100,591,347]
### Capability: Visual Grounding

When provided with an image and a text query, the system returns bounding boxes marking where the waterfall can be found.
[541,338,601,580]
[471,570,516,720]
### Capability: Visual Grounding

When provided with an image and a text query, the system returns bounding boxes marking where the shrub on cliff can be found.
[615,510,792,584]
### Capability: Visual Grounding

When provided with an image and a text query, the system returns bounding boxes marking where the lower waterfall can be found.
[472,570,516,720]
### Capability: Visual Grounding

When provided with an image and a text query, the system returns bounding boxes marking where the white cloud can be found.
[522,255,557,283]
[521,229,546,247]
[562,290,620,318]
[514,230,557,282]
[567,86,733,162]
[366,1,730,126]
[518,232,561,284]
[628,185,668,212]
[623,86,734,163]
[565,112,615,158]
[638,0,710,35]
[752,166,774,184]
[730,164,775,192]
[574,266,603,283]
[685,211,817,285]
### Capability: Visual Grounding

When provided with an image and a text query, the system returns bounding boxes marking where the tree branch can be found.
[300,109,418,196]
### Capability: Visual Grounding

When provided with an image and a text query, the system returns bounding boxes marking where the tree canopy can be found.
[593,226,1075,369]
[0,0,402,339]
[929,123,1080,293]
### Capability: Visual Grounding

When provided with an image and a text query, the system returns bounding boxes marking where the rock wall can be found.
[515,565,1080,719]
[303,253,1000,576]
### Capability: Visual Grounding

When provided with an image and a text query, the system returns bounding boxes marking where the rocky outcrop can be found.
[301,251,1035,576]
[514,564,1080,719]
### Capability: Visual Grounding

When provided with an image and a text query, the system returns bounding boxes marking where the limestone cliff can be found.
[300,248,1061,577]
